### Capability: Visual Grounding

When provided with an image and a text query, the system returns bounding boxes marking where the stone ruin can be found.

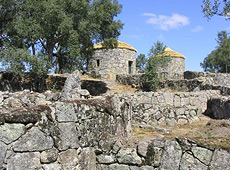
[87,41,137,80]
[88,41,185,81]
[0,69,230,169]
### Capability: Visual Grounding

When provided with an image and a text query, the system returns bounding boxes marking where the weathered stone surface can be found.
[13,127,53,152]
[112,140,122,154]
[117,148,142,165]
[205,98,230,119]
[180,152,208,170]
[191,146,212,165]
[79,147,96,170]
[140,166,154,170]
[42,163,62,170]
[97,164,110,170]
[60,70,81,101]
[7,152,41,170]
[40,148,58,163]
[160,140,182,170]
[57,122,79,150]
[0,123,25,144]
[55,102,77,122]
[108,163,130,170]
[138,140,151,157]
[0,141,7,169]
[210,149,230,170]
[146,146,162,167]
[58,149,80,169]
[97,154,116,164]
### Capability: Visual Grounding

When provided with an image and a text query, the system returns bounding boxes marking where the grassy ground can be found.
[132,116,230,149]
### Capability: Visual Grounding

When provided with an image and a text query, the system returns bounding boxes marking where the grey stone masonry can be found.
[158,57,185,80]
[119,90,220,126]
[88,48,136,80]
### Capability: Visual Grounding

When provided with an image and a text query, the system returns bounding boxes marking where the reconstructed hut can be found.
[87,41,137,80]
[155,47,185,79]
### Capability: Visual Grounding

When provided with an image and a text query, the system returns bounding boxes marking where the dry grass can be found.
[132,118,230,149]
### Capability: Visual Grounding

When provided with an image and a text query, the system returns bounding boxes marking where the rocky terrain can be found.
[0,71,230,169]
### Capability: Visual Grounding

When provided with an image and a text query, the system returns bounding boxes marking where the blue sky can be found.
[116,0,230,71]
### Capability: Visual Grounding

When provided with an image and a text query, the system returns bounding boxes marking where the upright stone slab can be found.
[60,70,81,101]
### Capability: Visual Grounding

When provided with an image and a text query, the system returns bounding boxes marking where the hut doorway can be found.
[128,61,133,74]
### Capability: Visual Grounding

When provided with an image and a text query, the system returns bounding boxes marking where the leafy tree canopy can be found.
[201,30,230,73]
[143,41,171,90]
[0,0,123,75]
[136,54,147,72]
[202,0,230,19]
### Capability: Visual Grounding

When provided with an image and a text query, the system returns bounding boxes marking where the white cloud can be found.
[143,13,190,30]
[191,25,204,32]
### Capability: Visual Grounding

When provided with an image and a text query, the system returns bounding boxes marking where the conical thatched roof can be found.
[155,47,185,59]
[93,41,137,52]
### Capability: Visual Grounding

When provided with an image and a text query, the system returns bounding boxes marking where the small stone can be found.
[117,148,142,165]
[0,141,7,169]
[58,149,79,169]
[55,102,77,122]
[174,95,181,107]
[112,141,122,154]
[79,147,96,170]
[7,152,41,170]
[137,140,151,157]
[108,163,130,170]
[140,166,154,170]
[40,148,58,163]
[0,123,25,144]
[96,154,116,164]
[42,163,62,170]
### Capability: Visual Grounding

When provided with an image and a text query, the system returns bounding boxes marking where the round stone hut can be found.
[155,47,185,79]
[88,41,137,80]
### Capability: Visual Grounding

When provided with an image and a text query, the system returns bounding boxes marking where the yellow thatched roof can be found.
[155,47,185,59]
[93,41,137,52]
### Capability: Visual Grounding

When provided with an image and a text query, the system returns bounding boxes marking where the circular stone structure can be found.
[155,47,185,79]
[88,41,137,80]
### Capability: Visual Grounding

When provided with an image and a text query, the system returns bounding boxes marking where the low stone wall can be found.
[0,96,131,169]
[120,90,220,126]
[184,71,230,87]
[96,137,230,170]
[116,74,143,86]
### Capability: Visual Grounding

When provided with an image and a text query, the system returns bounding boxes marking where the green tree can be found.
[136,54,147,72]
[202,0,230,19]
[143,41,171,90]
[201,31,230,73]
[0,0,123,74]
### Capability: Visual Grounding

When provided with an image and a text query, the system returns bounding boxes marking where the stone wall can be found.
[184,71,230,87]
[157,57,185,80]
[120,90,220,126]
[88,49,136,80]
[0,96,131,169]
[96,137,230,170]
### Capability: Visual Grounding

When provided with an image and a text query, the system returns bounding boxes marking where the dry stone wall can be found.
[96,137,230,170]
[0,96,131,170]
[120,90,221,126]
[157,57,185,80]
